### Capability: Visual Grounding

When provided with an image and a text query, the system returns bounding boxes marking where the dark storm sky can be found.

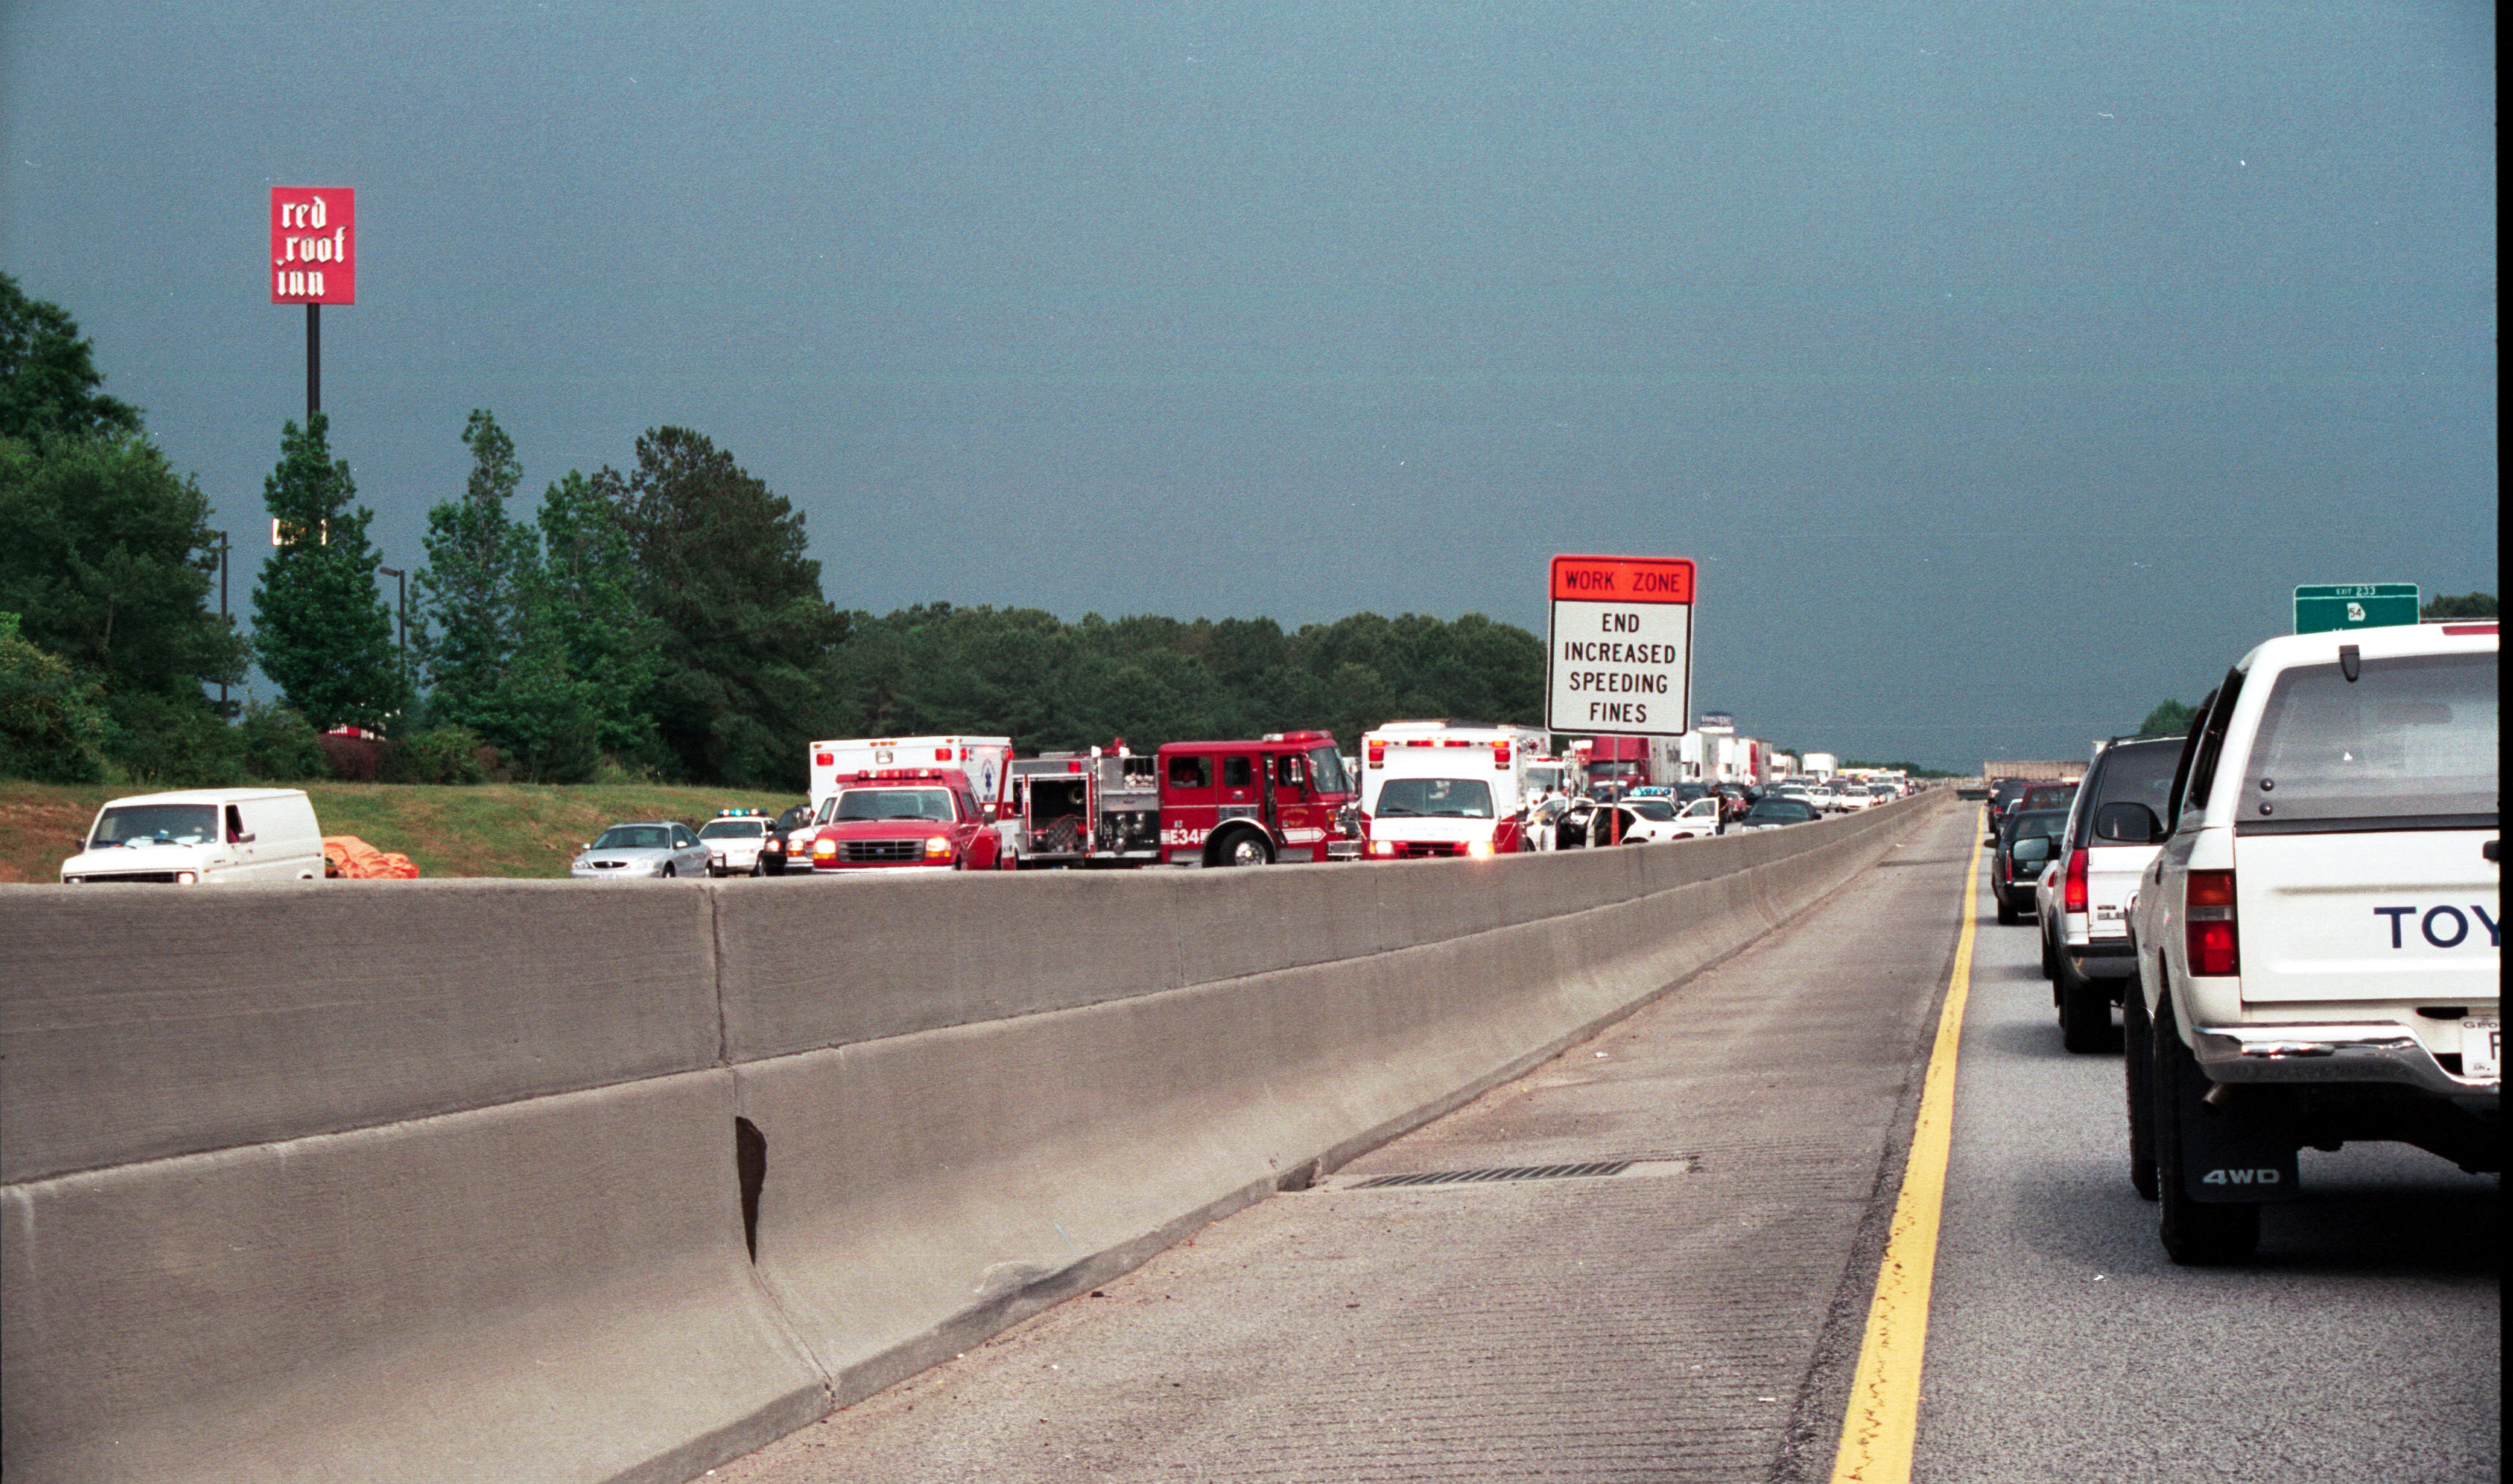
[2,1,2495,768]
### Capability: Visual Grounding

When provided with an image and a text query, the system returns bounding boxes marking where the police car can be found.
[2122,619,2498,1264]
[695,808,775,877]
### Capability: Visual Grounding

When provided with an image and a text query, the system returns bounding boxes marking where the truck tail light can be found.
[924,835,953,859]
[1494,742,1511,770]
[1368,840,1397,857]
[936,748,953,761]
[2186,869,2239,976]
[1366,741,1385,767]
[2063,847,2089,914]
[815,753,833,767]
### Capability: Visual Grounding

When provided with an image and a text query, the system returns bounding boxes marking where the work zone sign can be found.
[1545,554,1694,735]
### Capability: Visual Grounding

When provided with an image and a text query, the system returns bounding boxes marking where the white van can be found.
[59,788,326,884]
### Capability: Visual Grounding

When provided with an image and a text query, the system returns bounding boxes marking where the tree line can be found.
[2,275,1546,792]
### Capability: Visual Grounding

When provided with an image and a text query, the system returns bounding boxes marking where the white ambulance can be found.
[1357,722,1550,860]
[802,738,1014,865]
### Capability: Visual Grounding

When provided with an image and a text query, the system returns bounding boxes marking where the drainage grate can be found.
[1352,1160,1635,1188]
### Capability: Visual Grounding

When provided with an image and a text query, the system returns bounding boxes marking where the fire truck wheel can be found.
[997,849,1018,871]
[1214,830,1274,868]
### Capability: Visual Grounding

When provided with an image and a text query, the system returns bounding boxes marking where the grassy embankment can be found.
[0,779,802,884]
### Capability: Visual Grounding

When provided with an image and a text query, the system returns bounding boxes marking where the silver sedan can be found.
[571,822,712,880]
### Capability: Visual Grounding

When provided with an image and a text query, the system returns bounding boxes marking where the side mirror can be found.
[232,831,256,844]
[2093,801,2166,844]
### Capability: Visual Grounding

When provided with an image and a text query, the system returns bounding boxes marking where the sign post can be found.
[2294,583,2417,634]
[269,187,356,417]
[1545,554,1695,736]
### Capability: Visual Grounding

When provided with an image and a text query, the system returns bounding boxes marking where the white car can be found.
[1559,797,1714,847]
[696,811,774,876]
[571,822,712,880]
[2122,619,2498,1264]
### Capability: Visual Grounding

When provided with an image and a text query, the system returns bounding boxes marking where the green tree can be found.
[604,427,847,786]
[0,611,110,781]
[412,410,533,725]
[535,469,661,760]
[250,413,408,731]
[0,430,248,768]
[2137,699,2197,737]
[0,272,141,443]
[2421,592,2497,620]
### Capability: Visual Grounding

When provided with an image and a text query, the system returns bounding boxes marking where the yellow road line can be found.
[1829,834,1982,1484]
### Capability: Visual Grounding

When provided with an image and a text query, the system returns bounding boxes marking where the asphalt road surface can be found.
[1920,838,2501,1483]
[709,807,2500,1483]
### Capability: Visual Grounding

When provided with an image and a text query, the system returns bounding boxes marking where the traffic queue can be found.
[747,722,1902,876]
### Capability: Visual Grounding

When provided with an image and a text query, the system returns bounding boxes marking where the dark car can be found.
[1991,808,2069,925]
[1982,778,2033,843]
[2018,781,2078,815]
[758,802,813,876]
[1733,797,1820,831]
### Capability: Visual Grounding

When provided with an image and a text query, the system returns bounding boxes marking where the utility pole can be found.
[306,303,321,418]
[218,531,232,716]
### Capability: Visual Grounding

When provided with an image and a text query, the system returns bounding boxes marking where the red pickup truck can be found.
[805,768,1008,873]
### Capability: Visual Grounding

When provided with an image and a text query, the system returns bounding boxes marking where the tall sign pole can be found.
[269,187,355,418]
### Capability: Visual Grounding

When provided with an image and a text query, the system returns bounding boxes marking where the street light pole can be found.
[376,565,406,698]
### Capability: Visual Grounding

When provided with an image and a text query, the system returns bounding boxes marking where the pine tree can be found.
[412,410,534,728]
[411,412,609,780]
[249,413,407,731]
[535,469,660,760]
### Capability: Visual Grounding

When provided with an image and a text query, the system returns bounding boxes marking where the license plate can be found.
[2461,1017,2500,1081]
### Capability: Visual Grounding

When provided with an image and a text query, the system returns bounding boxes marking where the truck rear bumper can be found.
[2193,1023,2498,1102]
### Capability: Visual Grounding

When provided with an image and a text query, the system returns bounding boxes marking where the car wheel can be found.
[1214,830,1274,868]
[2057,953,2114,1054]
[2039,925,2057,981]
[2124,987,2158,1201]
[750,860,763,877]
[1996,896,2019,926]
[663,863,676,878]
[2154,1002,2261,1264]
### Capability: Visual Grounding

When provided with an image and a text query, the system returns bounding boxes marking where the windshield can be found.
[699,820,764,838]
[1744,800,1814,822]
[1307,746,1351,795]
[90,803,219,848]
[1525,764,1566,793]
[836,787,958,822]
[592,825,672,851]
[2242,651,2498,823]
[1374,778,1495,818]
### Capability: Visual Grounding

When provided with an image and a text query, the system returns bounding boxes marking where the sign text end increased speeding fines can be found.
[1545,555,1695,736]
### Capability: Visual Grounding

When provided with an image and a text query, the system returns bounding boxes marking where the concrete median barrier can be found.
[1,792,1944,1483]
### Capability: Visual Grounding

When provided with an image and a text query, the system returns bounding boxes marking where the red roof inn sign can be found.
[1545,554,1695,736]
[270,188,355,303]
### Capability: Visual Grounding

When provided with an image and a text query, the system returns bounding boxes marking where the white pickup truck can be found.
[2123,620,2498,1263]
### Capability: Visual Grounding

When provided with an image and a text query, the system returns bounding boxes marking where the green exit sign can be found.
[2295,583,2419,633]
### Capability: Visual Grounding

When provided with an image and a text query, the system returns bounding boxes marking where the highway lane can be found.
[711,804,1971,1483]
[1917,842,2502,1483]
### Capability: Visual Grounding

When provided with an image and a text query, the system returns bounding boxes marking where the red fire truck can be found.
[996,731,1360,868]
[997,745,1164,868]
[1153,730,1360,866]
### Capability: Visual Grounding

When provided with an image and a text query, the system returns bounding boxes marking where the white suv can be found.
[2042,735,2184,1052]
[2123,620,2498,1263]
